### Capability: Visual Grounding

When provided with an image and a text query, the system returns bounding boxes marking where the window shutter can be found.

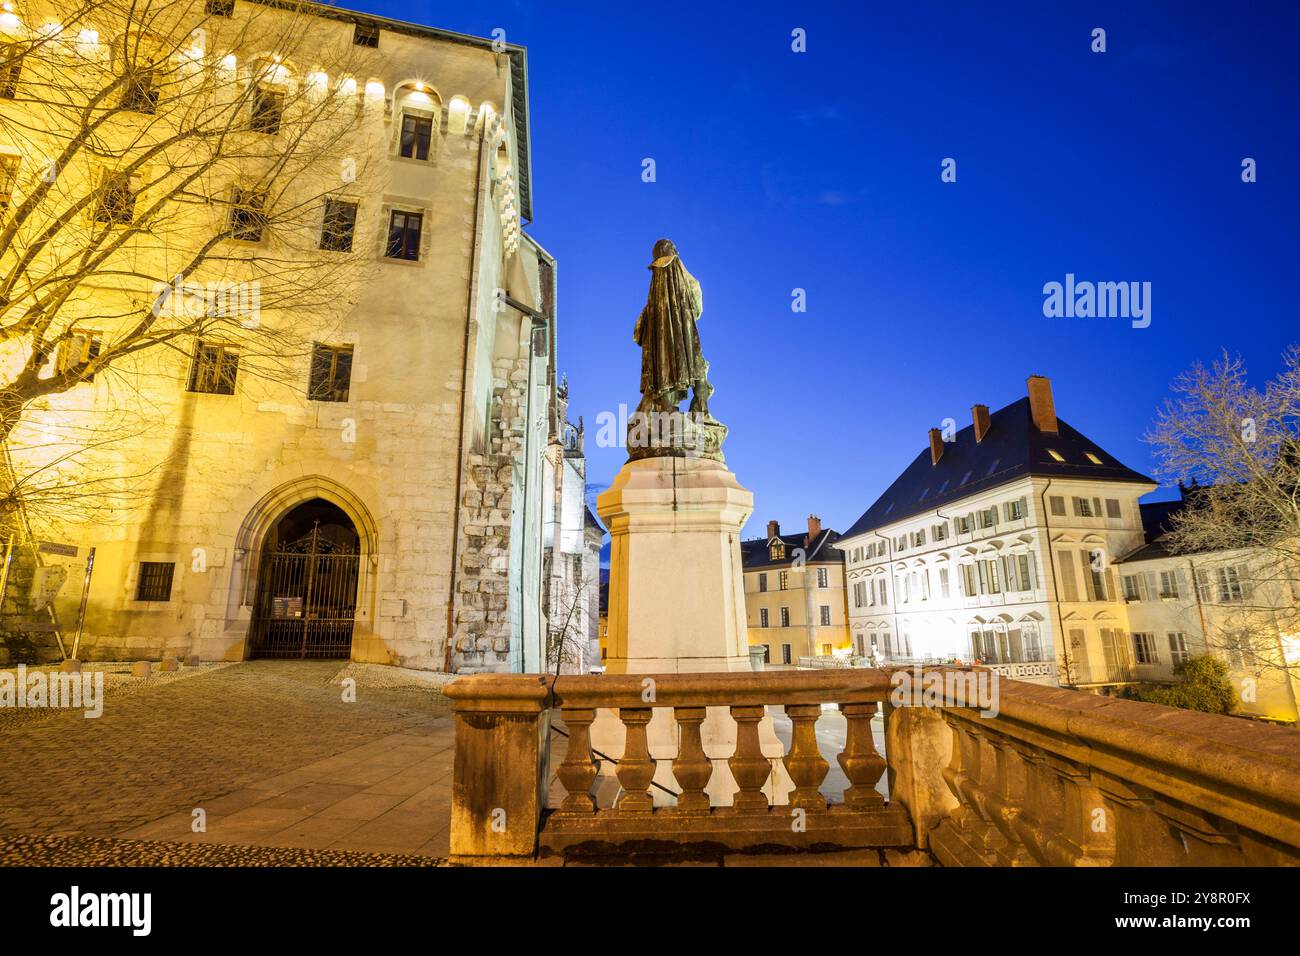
[1079,551,1096,601]
[1058,550,1078,601]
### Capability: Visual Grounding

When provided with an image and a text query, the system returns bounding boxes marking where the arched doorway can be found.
[248,498,360,659]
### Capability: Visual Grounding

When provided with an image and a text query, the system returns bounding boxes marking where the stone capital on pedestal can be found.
[596,455,753,674]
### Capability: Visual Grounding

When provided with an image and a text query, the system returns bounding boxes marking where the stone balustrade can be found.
[444,669,910,862]
[444,667,1300,865]
[888,674,1300,866]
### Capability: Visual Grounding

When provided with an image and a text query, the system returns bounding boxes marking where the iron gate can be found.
[249,525,359,659]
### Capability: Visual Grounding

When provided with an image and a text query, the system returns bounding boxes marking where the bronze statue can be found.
[633,239,713,417]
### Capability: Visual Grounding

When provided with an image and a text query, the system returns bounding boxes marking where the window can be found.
[353,22,380,47]
[759,608,769,628]
[781,644,792,665]
[779,606,790,627]
[187,341,239,394]
[0,48,22,99]
[821,643,832,656]
[399,113,433,160]
[121,70,159,114]
[308,344,353,402]
[911,530,926,548]
[135,562,175,602]
[1132,632,1159,665]
[1049,495,1066,516]
[1086,452,1104,465]
[93,170,137,224]
[816,567,829,589]
[770,541,786,561]
[933,523,948,542]
[960,563,976,597]
[228,187,267,241]
[1168,632,1190,666]
[778,571,788,591]
[1086,549,1109,601]
[1072,496,1094,517]
[320,198,358,252]
[0,153,18,212]
[853,581,868,608]
[56,331,102,382]
[1005,498,1025,521]
[1105,498,1122,519]
[759,644,770,664]
[757,572,767,593]
[205,0,234,15]
[1122,574,1141,601]
[1046,448,1065,462]
[878,578,888,606]
[386,209,422,260]
[980,559,1001,594]
[250,85,284,133]
[1159,569,1182,599]
[1198,566,1246,604]
[939,567,950,598]
[976,507,997,529]
[955,515,971,534]
[819,605,831,626]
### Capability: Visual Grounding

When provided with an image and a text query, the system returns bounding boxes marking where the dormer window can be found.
[1047,448,1065,462]
[770,541,786,561]
[1085,452,1103,465]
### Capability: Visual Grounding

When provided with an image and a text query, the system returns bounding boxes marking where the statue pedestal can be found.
[596,455,752,673]
[591,455,787,807]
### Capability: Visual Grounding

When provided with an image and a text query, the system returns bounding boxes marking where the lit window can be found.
[1085,452,1103,465]
[1047,448,1065,462]
[400,113,433,159]
[353,22,379,47]
[320,197,357,252]
[93,170,137,224]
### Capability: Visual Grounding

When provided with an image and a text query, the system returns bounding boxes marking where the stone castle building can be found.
[0,2,596,672]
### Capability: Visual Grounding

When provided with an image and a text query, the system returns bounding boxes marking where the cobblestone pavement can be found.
[0,661,455,862]
[0,834,445,866]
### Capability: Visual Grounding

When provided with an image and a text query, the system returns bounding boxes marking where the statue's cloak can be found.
[633,253,705,406]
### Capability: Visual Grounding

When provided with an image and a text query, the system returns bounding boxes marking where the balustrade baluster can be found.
[729,705,772,811]
[555,707,598,814]
[671,707,712,813]
[615,707,655,813]
[838,701,886,809]
[783,704,829,811]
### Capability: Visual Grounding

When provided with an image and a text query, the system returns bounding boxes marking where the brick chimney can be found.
[767,519,780,539]
[1027,375,1058,434]
[806,514,822,546]
[929,427,944,465]
[972,404,991,443]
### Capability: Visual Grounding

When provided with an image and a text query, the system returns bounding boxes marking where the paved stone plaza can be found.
[0,661,457,864]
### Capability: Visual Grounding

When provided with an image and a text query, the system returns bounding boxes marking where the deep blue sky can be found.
[355,0,1299,537]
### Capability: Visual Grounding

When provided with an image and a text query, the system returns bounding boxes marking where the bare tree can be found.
[546,566,591,676]
[1145,347,1300,682]
[0,0,383,539]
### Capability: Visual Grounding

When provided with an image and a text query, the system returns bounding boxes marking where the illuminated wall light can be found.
[364,80,384,101]
[0,12,16,33]
[76,28,98,49]
[220,53,237,72]
[306,71,328,99]
[338,76,357,97]
[37,20,62,37]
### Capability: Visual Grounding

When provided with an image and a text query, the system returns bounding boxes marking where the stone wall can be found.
[451,354,529,672]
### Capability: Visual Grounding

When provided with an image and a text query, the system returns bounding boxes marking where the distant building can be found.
[540,392,604,673]
[741,516,850,666]
[1116,488,1300,723]
[837,376,1154,686]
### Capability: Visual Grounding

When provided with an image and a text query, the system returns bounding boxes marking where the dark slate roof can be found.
[740,529,844,570]
[584,506,605,535]
[842,397,1154,539]
[1117,497,1189,563]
